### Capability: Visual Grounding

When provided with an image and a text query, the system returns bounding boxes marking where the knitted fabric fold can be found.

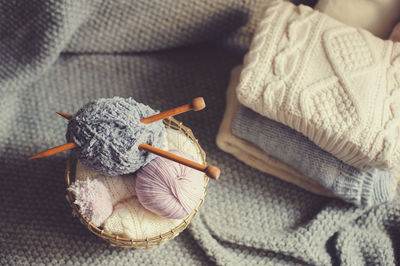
[216,66,333,196]
[237,0,400,170]
[232,105,397,206]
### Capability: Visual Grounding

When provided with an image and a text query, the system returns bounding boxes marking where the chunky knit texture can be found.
[2,0,400,265]
[67,97,165,175]
[237,0,400,170]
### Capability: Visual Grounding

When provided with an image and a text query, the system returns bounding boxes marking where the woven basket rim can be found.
[65,117,209,249]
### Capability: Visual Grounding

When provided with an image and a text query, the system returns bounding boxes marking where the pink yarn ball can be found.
[135,150,205,219]
[68,179,113,227]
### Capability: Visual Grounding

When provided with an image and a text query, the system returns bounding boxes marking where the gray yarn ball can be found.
[66,97,165,176]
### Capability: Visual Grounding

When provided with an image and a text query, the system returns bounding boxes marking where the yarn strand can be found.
[135,150,205,219]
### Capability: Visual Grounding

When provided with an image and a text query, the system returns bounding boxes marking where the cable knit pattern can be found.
[237,0,400,170]
[216,66,334,196]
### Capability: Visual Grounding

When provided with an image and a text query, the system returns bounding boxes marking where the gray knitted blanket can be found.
[1,1,399,265]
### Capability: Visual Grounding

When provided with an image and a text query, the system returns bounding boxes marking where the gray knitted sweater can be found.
[0,0,399,265]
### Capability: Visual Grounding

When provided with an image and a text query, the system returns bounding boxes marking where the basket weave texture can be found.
[65,117,208,249]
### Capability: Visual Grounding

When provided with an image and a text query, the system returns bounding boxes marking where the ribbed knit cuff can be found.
[334,170,394,207]
[372,174,395,205]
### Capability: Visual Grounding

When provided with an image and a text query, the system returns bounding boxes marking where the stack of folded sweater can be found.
[217,0,400,207]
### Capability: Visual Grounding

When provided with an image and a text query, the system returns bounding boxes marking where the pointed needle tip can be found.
[56,112,72,120]
[29,155,40,160]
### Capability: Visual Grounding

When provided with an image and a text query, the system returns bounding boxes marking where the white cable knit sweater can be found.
[237,0,400,170]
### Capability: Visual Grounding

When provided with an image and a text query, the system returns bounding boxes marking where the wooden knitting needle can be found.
[29,112,74,159]
[138,143,220,180]
[30,142,221,179]
[140,97,206,124]
[31,98,207,159]
[55,97,206,123]
[29,142,77,160]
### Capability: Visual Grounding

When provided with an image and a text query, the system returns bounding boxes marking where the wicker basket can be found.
[65,117,209,249]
